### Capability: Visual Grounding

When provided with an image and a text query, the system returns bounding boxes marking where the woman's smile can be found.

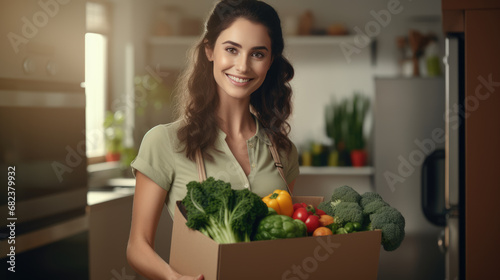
[225,73,254,86]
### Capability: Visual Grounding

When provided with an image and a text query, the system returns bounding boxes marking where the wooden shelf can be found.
[148,35,363,47]
[299,166,374,176]
[285,35,361,45]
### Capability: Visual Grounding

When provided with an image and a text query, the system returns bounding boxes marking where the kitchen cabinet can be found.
[442,1,500,279]
[0,1,85,84]
[88,188,173,280]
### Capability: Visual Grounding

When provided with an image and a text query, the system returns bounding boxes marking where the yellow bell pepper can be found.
[262,190,294,217]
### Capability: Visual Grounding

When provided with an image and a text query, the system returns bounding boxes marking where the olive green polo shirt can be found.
[131,117,300,218]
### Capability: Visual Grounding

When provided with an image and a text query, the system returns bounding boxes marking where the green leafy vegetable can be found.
[365,205,405,251]
[362,199,389,216]
[182,177,268,243]
[321,185,406,251]
[318,200,335,216]
[359,192,384,208]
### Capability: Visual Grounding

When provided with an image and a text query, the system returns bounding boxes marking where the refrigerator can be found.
[374,77,447,280]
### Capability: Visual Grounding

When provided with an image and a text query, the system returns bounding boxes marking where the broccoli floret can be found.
[372,206,405,229]
[318,200,335,216]
[330,185,362,208]
[379,223,405,251]
[182,177,268,243]
[368,206,406,251]
[359,192,384,208]
[332,201,365,226]
[363,199,389,216]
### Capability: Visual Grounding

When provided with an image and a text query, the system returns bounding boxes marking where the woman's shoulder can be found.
[282,140,298,160]
[140,119,183,146]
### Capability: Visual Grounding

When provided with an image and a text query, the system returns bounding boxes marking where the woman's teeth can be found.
[227,74,250,83]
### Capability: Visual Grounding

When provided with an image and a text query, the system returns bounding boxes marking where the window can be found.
[85,1,110,159]
[85,32,108,158]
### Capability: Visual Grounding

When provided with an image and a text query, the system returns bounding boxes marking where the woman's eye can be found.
[226,47,237,54]
[252,52,265,59]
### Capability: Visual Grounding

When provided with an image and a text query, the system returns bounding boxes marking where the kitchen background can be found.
[0,0,463,279]
[111,0,443,195]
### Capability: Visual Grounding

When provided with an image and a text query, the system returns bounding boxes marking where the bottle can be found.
[425,40,441,77]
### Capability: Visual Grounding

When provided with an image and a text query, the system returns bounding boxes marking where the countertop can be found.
[87,178,136,206]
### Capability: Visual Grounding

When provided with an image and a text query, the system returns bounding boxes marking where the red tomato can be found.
[293,203,306,211]
[305,215,321,234]
[292,207,309,222]
[315,207,326,216]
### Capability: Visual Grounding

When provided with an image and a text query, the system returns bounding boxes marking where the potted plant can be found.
[325,98,350,166]
[103,110,125,162]
[346,93,370,167]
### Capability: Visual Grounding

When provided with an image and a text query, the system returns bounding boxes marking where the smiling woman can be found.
[206,19,273,104]
[127,1,299,279]
[176,0,295,162]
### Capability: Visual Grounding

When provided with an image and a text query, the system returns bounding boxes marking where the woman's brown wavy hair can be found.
[175,0,294,161]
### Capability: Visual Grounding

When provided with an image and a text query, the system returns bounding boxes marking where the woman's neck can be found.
[217,98,255,140]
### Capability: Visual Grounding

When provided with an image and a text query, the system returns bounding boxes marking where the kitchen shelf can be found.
[148,35,363,47]
[285,35,361,45]
[299,166,374,176]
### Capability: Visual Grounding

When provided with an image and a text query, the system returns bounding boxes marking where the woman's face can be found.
[206,18,273,102]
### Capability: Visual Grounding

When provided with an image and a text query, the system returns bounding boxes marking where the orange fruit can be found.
[318,215,335,227]
[312,226,333,236]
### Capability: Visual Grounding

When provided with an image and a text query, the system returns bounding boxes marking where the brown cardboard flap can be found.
[292,196,324,206]
[217,230,381,280]
[170,201,219,279]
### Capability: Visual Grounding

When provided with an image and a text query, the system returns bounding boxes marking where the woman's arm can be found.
[126,171,203,280]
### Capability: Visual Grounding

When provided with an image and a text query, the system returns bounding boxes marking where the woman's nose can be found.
[235,55,249,73]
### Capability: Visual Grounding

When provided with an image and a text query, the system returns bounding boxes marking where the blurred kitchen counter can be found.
[87,186,135,206]
[87,178,172,280]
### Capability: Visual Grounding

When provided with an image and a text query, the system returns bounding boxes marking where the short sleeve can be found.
[284,142,300,184]
[130,125,175,192]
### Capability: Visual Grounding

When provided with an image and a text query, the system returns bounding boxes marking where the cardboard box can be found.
[170,196,381,280]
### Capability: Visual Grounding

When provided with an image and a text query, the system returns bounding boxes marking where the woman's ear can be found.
[205,44,214,62]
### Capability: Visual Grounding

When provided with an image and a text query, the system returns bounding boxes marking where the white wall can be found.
[285,41,374,146]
